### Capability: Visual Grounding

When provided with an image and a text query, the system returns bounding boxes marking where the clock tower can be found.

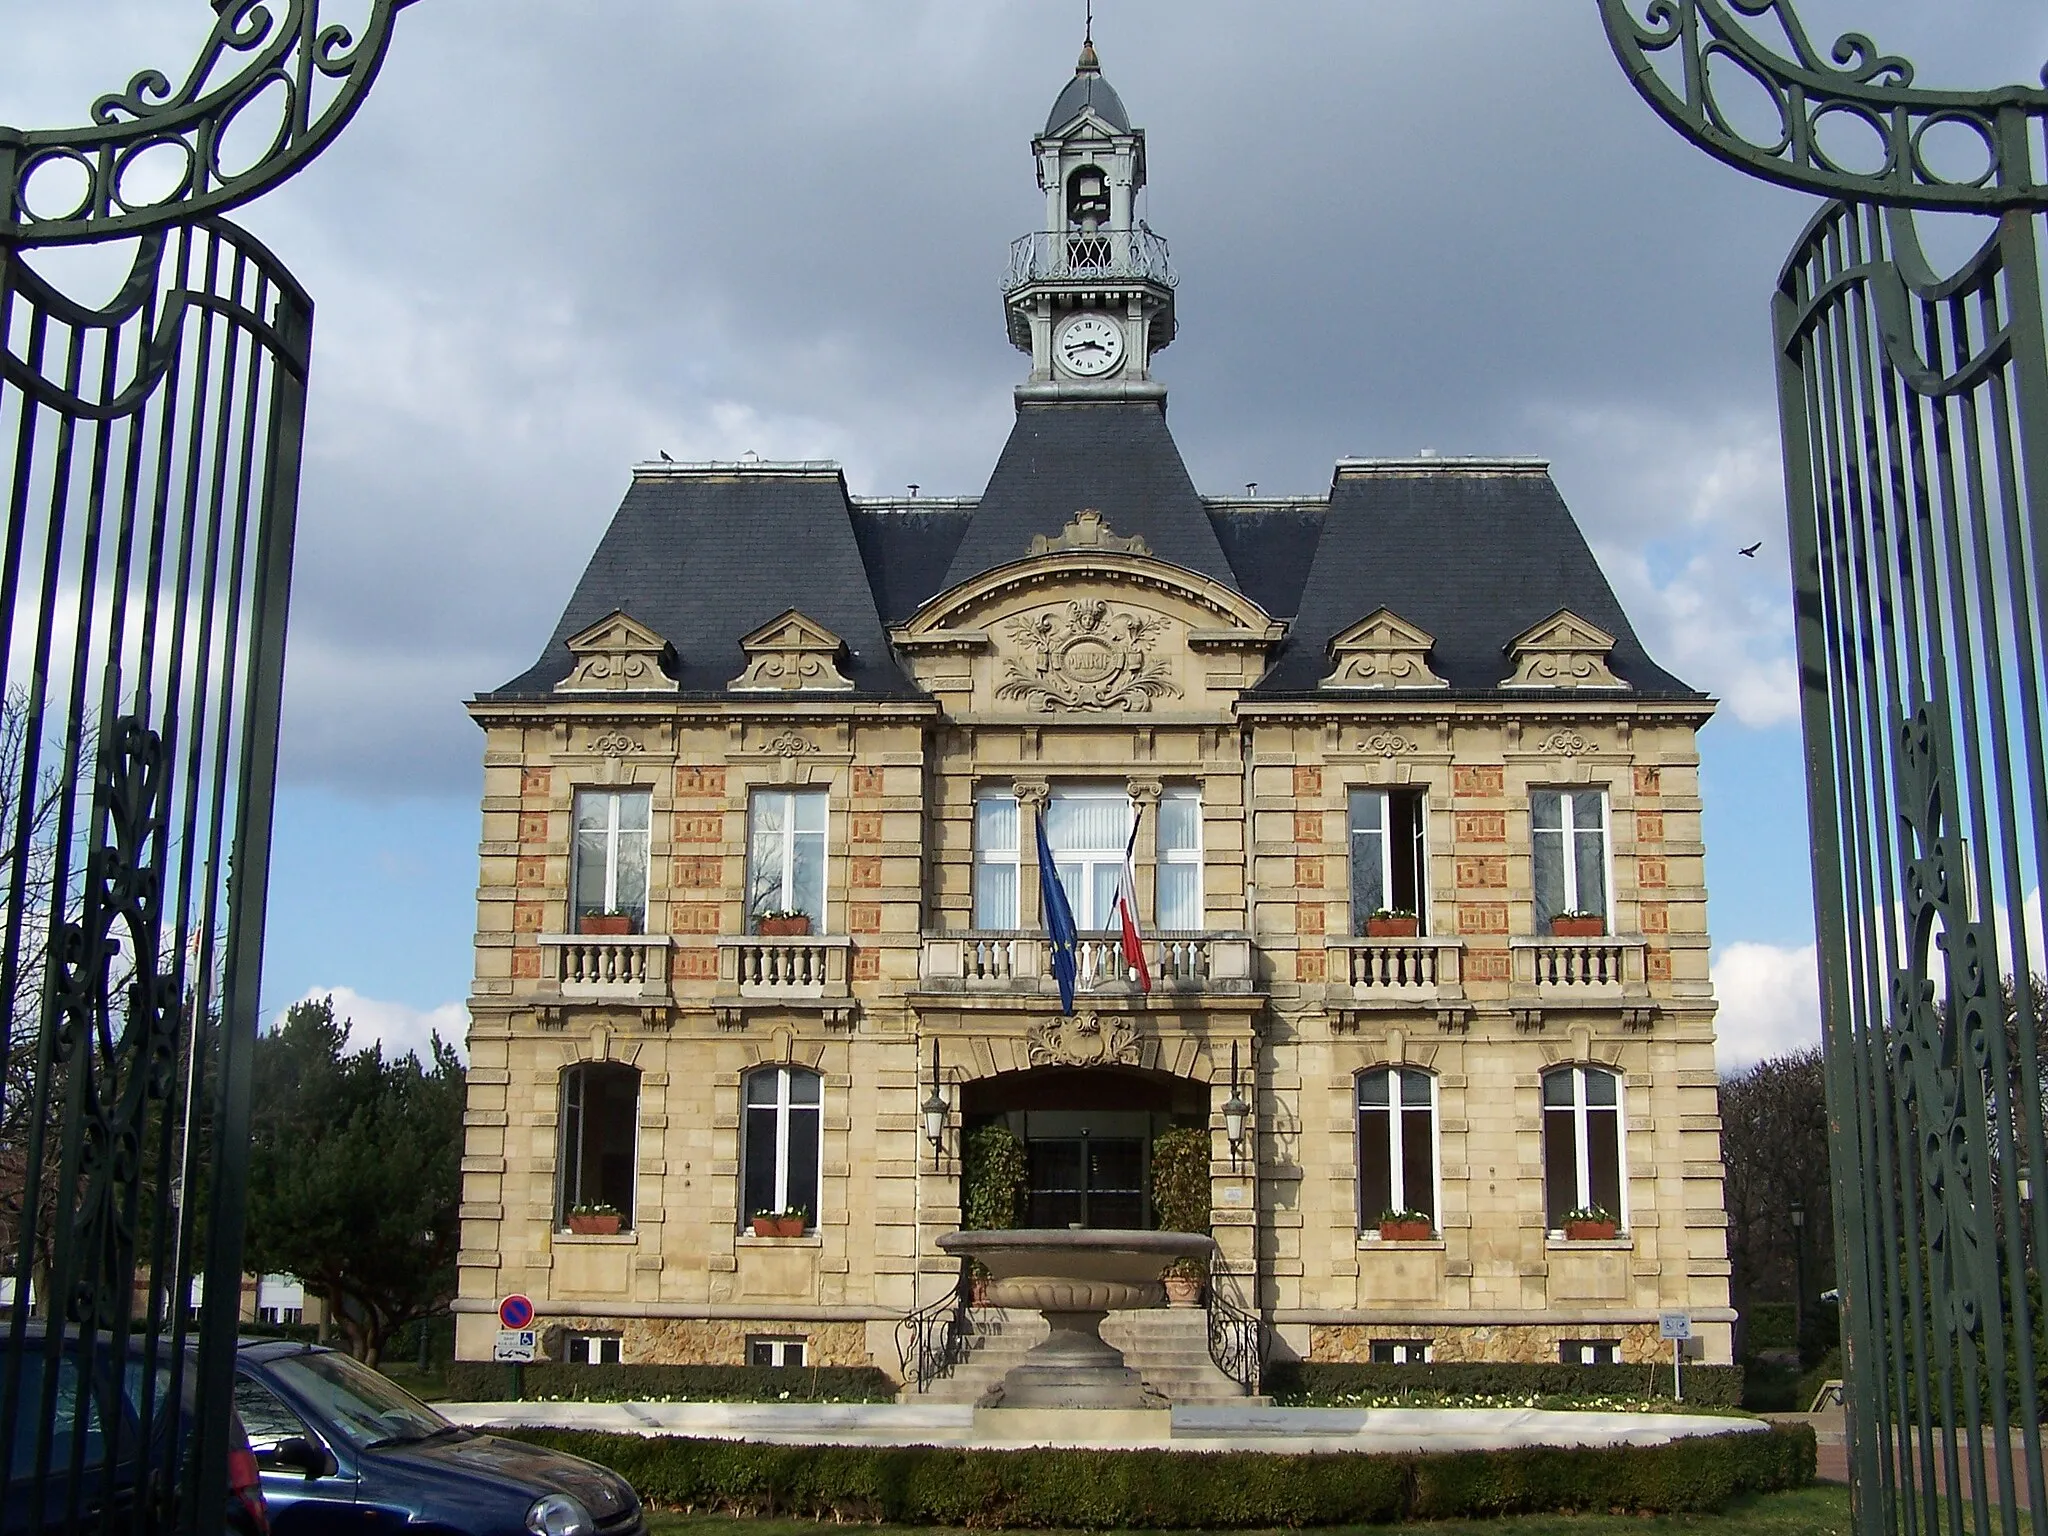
[1005,33,1176,401]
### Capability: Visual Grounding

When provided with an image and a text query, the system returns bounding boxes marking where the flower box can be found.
[756,914,813,937]
[1378,1219,1433,1242]
[1549,915,1606,938]
[1365,915,1419,938]
[751,1215,807,1238]
[1162,1274,1204,1308]
[567,1212,621,1236]
[578,914,634,936]
[1563,1218,1620,1242]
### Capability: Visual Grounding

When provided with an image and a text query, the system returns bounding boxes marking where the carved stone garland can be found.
[998,600,1182,713]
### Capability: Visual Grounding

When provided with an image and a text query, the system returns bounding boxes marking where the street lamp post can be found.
[1790,1199,1807,1359]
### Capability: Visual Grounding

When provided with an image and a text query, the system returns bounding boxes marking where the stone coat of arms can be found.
[997,600,1182,712]
[1027,1013,1141,1068]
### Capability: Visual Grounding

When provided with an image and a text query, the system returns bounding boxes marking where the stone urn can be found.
[938,1229,1214,1409]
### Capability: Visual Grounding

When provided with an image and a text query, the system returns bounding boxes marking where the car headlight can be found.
[526,1494,596,1536]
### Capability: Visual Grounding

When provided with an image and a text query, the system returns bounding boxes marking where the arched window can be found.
[743,1066,823,1231]
[1542,1065,1626,1231]
[1357,1068,1438,1229]
[558,1062,639,1230]
[1067,164,1111,231]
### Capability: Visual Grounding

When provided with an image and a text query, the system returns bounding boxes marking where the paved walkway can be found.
[441,1400,1768,1455]
[1763,1413,2045,1512]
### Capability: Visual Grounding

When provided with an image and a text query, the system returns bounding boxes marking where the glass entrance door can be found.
[1027,1138,1147,1228]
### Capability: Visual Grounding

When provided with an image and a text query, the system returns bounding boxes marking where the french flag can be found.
[1112,814,1152,994]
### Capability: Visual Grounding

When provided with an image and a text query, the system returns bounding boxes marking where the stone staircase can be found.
[906,1307,1251,1405]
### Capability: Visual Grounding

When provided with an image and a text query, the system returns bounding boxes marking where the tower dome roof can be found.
[1045,44,1130,134]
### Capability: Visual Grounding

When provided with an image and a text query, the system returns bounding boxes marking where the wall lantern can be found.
[923,1037,950,1153]
[1223,1040,1251,1169]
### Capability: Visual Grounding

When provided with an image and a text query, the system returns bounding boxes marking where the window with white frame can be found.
[573,789,651,932]
[1155,788,1203,931]
[749,1337,808,1368]
[1370,1340,1432,1364]
[1348,789,1427,934]
[1531,789,1608,932]
[1542,1065,1625,1231]
[557,1062,640,1230]
[1042,787,1133,930]
[1357,1068,1439,1229]
[974,791,1021,929]
[1561,1340,1620,1366]
[742,1066,822,1230]
[566,1333,622,1366]
[746,789,827,931]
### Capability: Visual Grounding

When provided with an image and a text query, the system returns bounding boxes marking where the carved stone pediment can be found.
[1321,607,1447,690]
[997,599,1183,713]
[730,609,854,693]
[557,611,678,693]
[1501,610,1629,691]
[1030,509,1151,558]
[1027,1013,1140,1068]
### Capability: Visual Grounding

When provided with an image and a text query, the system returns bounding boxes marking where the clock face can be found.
[1056,314,1126,378]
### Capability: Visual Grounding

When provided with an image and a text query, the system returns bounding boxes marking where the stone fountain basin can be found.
[939,1229,1214,1311]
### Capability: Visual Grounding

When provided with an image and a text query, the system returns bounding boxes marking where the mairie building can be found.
[453,41,1733,1389]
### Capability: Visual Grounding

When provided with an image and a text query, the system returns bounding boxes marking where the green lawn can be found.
[642,1484,1855,1535]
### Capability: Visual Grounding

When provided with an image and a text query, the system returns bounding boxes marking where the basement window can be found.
[749,1337,807,1368]
[1369,1340,1432,1365]
[565,1333,622,1366]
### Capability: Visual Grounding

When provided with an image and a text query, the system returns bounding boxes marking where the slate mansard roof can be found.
[483,400,1702,705]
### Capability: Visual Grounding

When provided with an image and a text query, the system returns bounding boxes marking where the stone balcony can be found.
[537,934,673,1001]
[713,935,855,1030]
[1508,935,1655,1028]
[1325,937,1469,1031]
[918,930,1256,998]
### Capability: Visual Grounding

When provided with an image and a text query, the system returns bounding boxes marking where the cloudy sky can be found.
[7,1,2043,1069]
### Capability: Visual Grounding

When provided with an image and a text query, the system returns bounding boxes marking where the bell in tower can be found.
[1004,30,1177,401]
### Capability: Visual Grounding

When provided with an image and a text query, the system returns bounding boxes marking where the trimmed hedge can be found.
[443,1362,896,1403]
[498,1424,1814,1526]
[1267,1360,1746,1409]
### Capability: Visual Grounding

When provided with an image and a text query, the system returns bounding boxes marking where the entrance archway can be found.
[962,1065,1208,1229]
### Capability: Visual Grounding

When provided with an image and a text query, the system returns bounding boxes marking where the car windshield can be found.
[265,1351,453,1451]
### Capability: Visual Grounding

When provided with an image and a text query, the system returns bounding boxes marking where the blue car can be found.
[231,1340,642,1536]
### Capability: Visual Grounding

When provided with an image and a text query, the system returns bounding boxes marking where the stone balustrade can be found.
[1510,935,1648,999]
[538,934,672,998]
[718,935,853,999]
[918,931,1254,995]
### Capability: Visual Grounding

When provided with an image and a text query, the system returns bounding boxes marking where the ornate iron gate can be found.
[0,6,410,1531]
[1603,4,2048,1532]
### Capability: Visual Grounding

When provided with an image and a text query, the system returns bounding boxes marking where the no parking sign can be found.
[496,1294,537,1362]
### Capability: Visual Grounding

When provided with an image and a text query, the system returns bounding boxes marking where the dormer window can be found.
[1067,165,1111,231]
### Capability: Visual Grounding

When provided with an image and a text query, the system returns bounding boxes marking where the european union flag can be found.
[1036,816,1080,1015]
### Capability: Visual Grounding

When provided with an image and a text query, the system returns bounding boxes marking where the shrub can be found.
[496,1424,1814,1526]
[962,1122,1029,1233]
[441,1362,896,1403]
[1151,1126,1211,1235]
[1266,1359,1746,1410]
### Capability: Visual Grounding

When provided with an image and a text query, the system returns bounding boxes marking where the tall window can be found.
[1349,789,1427,934]
[1531,790,1608,932]
[1043,787,1132,929]
[747,789,827,931]
[1155,788,1203,930]
[743,1066,822,1229]
[558,1062,639,1229]
[573,789,650,932]
[974,792,1020,928]
[1357,1068,1438,1228]
[1542,1066,1625,1231]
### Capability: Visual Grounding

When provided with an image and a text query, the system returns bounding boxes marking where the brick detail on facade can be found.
[1637,858,1668,888]
[1458,902,1509,935]
[1455,856,1507,889]
[520,767,551,797]
[1465,948,1511,982]
[1295,857,1325,889]
[850,903,882,934]
[1641,903,1670,934]
[510,948,541,980]
[1297,904,1326,936]
[1635,766,1662,797]
[1636,811,1665,844]
[851,813,884,843]
[673,813,723,844]
[674,947,717,980]
[1454,811,1506,843]
[518,811,549,844]
[851,856,883,888]
[1454,765,1504,797]
[1293,766,1323,797]
[672,856,723,889]
[1293,811,1324,845]
[513,902,545,934]
[852,766,885,797]
[516,857,546,887]
[1297,949,1326,983]
[853,947,881,980]
[675,765,727,797]
[670,903,721,935]
[1647,949,1673,981]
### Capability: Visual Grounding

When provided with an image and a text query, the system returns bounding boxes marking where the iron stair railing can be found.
[895,1260,974,1392]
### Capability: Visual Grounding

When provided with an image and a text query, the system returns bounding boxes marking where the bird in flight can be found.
[1739,541,1762,557]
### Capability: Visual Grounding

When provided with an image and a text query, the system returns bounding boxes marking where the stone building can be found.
[453,41,1732,1384]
